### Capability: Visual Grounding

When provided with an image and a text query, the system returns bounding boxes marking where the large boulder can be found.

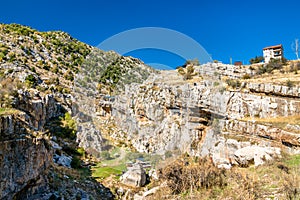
[53,154,72,168]
[120,163,146,187]
[234,146,281,167]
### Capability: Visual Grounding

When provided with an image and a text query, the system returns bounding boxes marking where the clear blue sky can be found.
[1,0,299,68]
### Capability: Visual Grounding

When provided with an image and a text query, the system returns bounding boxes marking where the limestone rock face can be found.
[76,121,103,155]
[248,82,300,98]
[0,113,27,140]
[120,163,147,187]
[195,63,251,79]
[0,115,52,199]
[226,92,300,119]
[224,120,300,147]
[109,69,300,168]
[111,72,300,157]
[234,146,281,167]
[14,90,62,131]
[0,90,62,199]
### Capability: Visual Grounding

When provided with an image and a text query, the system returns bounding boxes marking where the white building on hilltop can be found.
[263,44,283,63]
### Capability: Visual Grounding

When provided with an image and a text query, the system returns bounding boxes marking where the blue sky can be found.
[1,0,300,68]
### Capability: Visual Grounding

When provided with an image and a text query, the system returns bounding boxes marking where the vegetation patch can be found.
[92,163,126,180]
[0,108,20,116]
[284,154,300,168]
[225,78,241,89]
[47,112,77,139]
[151,153,300,199]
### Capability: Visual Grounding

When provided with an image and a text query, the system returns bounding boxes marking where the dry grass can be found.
[246,73,300,85]
[245,61,300,86]
[149,153,300,200]
[159,157,227,195]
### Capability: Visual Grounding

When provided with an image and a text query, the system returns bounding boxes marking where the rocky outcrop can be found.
[0,89,64,198]
[53,154,72,168]
[224,119,300,147]
[14,90,62,131]
[111,74,300,156]
[226,91,300,119]
[0,113,28,140]
[196,62,253,79]
[72,87,104,155]
[108,68,300,170]
[248,82,300,98]
[76,122,103,155]
[0,114,52,199]
[120,163,147,187]
[234,146,281,167]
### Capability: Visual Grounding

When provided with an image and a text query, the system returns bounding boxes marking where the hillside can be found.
[0,23,299,200]
[0,23,154,199]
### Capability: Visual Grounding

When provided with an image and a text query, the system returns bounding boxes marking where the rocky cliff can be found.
[0,112,52,199]
[1,23,300,199]
[0,24,116,199]
[110,68,300,168]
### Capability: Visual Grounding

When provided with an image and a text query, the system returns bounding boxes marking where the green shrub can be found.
[71,156,81,169]
[186,65,194,74]
[125,152,145,162]
[177,67,185,75]
[213,82,220,87]
[249,56,264,64]
[185,58,200,66]
[290,62,300,73]
[43,65,50,71]
[54,112,77,139]
[225,79,241,89]
[0,52,5,61]
[99,61,122,85]
[77,147,85,157]
[183,73,192,80]
[242,74,251,79]
[51,66,59,74]
[256,59,284,75]
[30,67,36,73]
[7,52,16,62]
[56,86,63,93]
[25,74,37,87]
[160,157,227,194]
[286,79,294,88]
[63,71,74,81]
[219,86,226,94]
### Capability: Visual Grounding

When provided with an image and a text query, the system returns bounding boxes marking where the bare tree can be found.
[291,38,299,60]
